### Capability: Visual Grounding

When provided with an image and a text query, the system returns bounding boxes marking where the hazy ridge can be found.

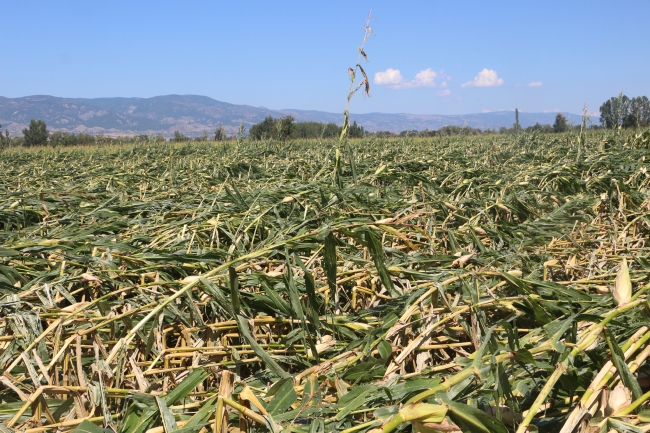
[0,94,596,137]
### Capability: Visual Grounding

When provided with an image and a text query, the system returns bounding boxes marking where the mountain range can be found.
[0,95,597,137]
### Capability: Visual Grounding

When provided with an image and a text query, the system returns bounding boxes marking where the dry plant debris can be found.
[1,130,650,432]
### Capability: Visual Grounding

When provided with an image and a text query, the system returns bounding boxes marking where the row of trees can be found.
[599,94,650,129]
[8,103,646,149]
[249,116,296,141]
[172,128,229,142]
[375,113,573,138]
[0,120,169,148]
[2,120,228,148]
[512,109,571,133]
[248,116,367,141]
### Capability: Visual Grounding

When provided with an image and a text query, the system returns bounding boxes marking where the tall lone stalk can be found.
[334,11,372,187]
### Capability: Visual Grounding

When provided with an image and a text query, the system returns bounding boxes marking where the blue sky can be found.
[1,1,648,115]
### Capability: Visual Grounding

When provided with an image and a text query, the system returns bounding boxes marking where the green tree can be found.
[276,116,295,141]
[214,125,227,141]
[249,116,294,141]
[348,121,365,138]
[173,131,188,142]
[514,108,521,133]
[22,119,49,147]
[292,122,340,139]
[600,93,631,129]
[249,116,276,140]
[527,123,553,133]
[236,122,246,144]
[629,96,650,128]
[553,113,569,133]
[624,113,638,129]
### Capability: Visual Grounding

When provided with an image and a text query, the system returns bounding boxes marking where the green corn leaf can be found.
[236,313,291,379]
[605,328,643,403]
[323,231,338,302]
[266,378,298,415]
[164,368,209,405]
[447,401,508,433]
[156,396,178,432]
[229,266,241,313]
[360,228,398,297]
[71,420,108,433]
[295,254,322,332]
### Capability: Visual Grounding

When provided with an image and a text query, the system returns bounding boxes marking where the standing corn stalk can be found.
[334,11,372,187]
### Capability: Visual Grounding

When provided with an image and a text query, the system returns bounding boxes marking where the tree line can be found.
[599,93,650,129]
[370,112,574,138]
[0,120,168,148]
[0,116,601,150]
[3,95,648,150]
[247,116,366,140]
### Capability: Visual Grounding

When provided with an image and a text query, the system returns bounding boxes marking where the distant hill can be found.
[0,94,597,137]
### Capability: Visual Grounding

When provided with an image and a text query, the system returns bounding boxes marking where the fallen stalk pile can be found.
[2,130,650,432]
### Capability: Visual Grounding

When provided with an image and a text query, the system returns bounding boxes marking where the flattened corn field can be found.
[2,131,650,433]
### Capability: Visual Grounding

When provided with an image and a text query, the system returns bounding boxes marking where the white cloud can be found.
[374,68,443,89]
[437,89,451,96]
[374,68,404,86]
[527,81,542,87]
[462,69,504,88]
[482,109,490,113]
[412,68,437,86]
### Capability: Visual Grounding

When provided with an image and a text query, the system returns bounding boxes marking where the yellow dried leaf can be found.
[398,403,447,423]
[81,273,101,283]
[452,253,475,268]
[307,335,337,357]
[239,384,269,415]
[181,275,201,283]
[566,255,577,268]
[61,302,89,313]
[388,266,403,275]
[472,226,487,236]
[412,420,461,433]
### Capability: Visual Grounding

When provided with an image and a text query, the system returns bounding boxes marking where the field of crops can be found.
[2,130,650,433]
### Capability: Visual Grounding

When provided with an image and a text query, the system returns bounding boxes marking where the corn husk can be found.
[613,258,632,305]
[606,383,631,415]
